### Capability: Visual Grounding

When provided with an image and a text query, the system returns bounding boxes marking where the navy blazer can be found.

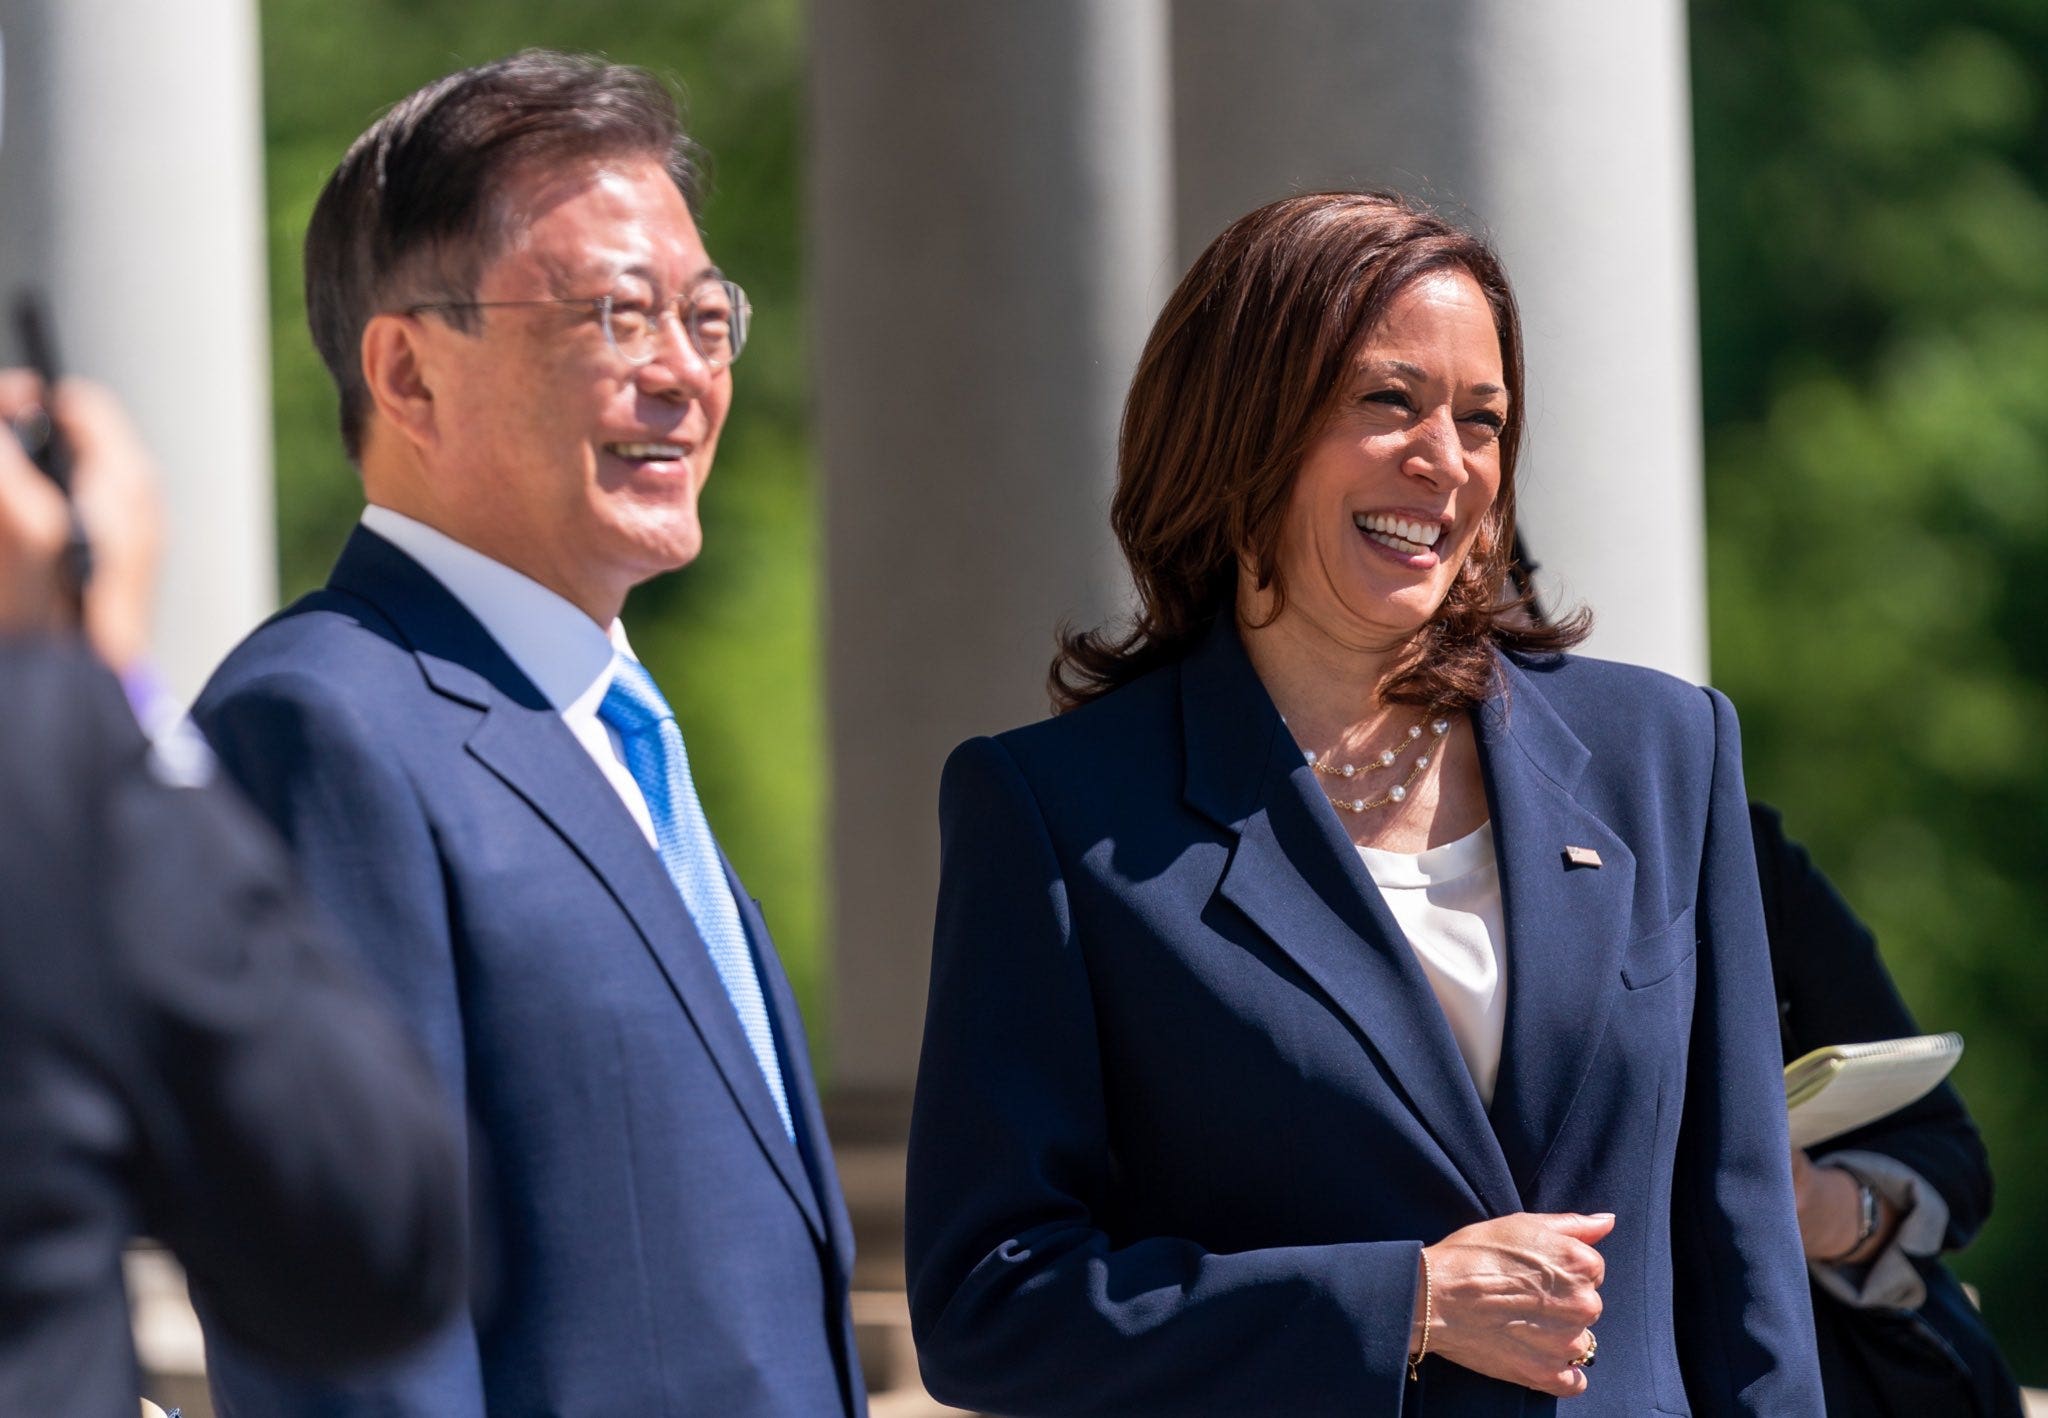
[906,620,1823,1416]
[192,529,865,1417]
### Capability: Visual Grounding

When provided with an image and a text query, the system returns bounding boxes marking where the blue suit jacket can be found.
[906,620,1822,1416]
[192,529,865,1417]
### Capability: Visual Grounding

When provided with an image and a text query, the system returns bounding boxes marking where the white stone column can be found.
[813,0,1173,1115]
[0,0,275,701]
[1172,0,1708,679]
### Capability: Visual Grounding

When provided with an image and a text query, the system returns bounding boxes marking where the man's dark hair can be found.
[305,49,702,461]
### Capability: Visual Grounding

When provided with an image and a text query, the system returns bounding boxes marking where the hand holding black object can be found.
[0,370,160,667]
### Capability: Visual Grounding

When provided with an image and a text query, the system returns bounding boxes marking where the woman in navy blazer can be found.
[905,192,1824,1416]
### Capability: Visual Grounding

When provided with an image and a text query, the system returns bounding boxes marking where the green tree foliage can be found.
[1692,0,2048,1378]
[257,0,826,1045]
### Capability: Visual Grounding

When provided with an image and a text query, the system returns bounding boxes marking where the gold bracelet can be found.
[1409,1249,1432,1381]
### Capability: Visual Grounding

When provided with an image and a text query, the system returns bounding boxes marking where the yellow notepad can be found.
[1784,1032,1963,1150]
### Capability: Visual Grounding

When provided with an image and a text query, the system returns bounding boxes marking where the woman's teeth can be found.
[607,442,686,460]
[1354,512,1442,554]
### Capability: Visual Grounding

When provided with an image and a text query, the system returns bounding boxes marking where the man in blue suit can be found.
[193,51,865,1417]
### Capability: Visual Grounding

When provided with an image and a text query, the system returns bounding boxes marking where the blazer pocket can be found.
[1621,907,1698,990]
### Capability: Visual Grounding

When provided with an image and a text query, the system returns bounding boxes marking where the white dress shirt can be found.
[1357,822,1507,1109]
[359,504,659,849]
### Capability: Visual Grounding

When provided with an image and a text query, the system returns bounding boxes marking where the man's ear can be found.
[361,314,441,451]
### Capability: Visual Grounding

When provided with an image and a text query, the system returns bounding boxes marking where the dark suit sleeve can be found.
[193,671,488,1414]
[100,701,467,1368]
[1752,802,1992,1247]
[1671,690,1825,1414]
[0,641,466,1370]
[906,736,1422,1418]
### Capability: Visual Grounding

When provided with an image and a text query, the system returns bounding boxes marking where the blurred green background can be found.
[1693,0,2048,1381]
[259,0,2048,1380]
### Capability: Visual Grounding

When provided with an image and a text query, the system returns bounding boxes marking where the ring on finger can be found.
[1569,1330,1598,1369]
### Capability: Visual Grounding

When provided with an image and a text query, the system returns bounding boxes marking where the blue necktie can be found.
[599,656,795,1141]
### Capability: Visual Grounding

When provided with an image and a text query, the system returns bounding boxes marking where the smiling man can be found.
[192,52,865,1417]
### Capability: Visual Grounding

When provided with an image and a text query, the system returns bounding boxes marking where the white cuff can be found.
[1807,1150,1950,1310]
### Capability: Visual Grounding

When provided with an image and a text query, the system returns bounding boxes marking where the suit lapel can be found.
[734,876,856,1280]
[329,529,828,1244]
[1181,622,1521,1219]
[463,709,828,1243]
[1476,656,1637,1196]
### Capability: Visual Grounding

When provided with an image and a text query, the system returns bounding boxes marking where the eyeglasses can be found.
[407,280,752,370]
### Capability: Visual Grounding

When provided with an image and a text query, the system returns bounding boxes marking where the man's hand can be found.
[1419,1211,1612,1397]
[0,370,77,635]
[0,371,161,668]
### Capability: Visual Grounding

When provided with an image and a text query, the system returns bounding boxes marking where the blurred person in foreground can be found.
[0,371,467,1415]
[192,51,863,1417]
[906,191,1823,1415]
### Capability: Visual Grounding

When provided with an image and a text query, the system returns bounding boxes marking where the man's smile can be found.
[604,439,690,463]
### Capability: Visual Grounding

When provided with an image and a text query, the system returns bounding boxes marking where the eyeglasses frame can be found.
[404,280,752,371]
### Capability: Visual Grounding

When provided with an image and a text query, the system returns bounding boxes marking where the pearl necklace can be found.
[1305,715,1452,813]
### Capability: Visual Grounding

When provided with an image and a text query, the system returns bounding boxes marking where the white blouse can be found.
[1357,822,1507,1108]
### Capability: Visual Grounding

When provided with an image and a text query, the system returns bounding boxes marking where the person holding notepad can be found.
[1754,803,2023,1418]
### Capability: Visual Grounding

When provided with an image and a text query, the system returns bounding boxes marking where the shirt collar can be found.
[359,504,637,712]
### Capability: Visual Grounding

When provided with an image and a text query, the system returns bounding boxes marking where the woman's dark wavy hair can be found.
[1050,190,1589,714]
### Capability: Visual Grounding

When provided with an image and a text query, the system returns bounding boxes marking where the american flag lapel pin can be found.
[1562,845,1603,870]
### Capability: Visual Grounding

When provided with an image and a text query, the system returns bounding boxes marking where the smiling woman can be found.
[1269,270,1511,680]
[1051,193,1580,719]
[905,191,1829,1416]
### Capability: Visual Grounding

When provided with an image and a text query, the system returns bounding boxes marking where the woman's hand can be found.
[1418,1211,1612,1397]
[1791,1149,1897,1264]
